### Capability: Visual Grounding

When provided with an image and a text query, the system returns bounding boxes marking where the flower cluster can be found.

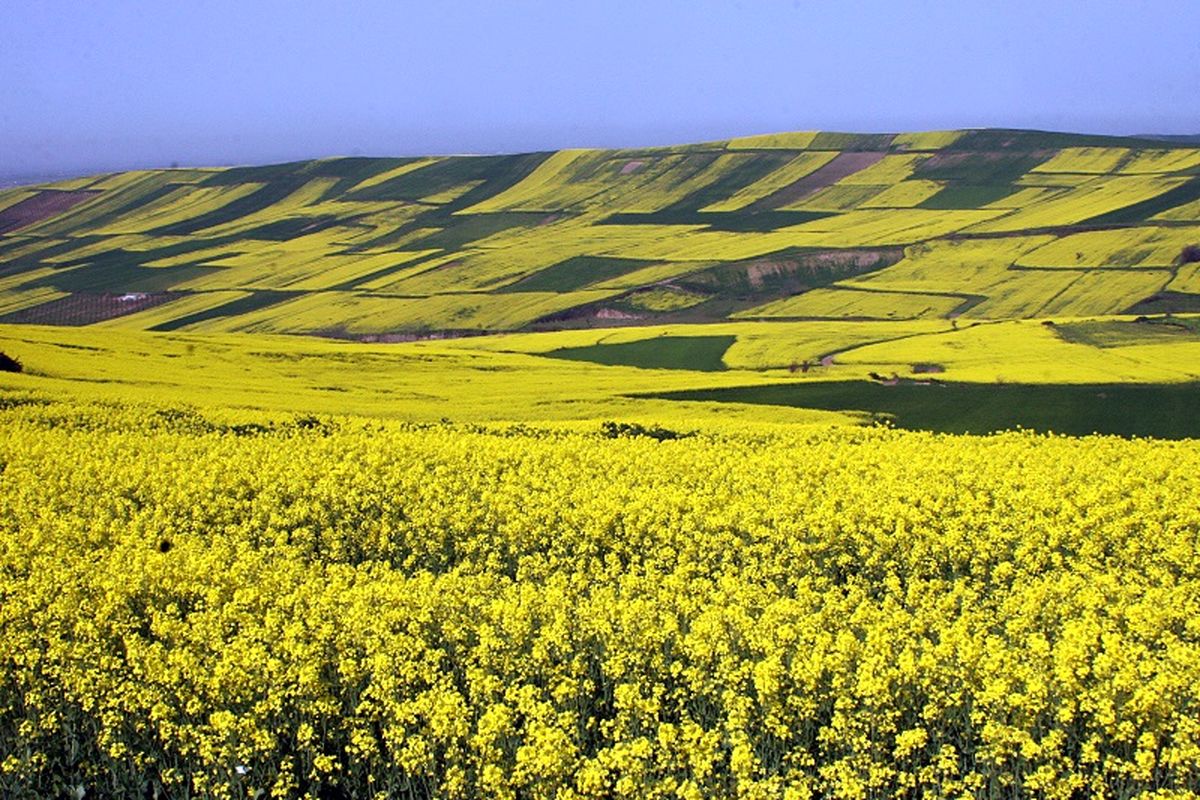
[1,401,1198,798]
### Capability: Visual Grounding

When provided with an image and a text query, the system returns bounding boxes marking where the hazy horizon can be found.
[3,0,1198,181]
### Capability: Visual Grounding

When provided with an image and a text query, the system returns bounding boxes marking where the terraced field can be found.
[1,128,1199,434]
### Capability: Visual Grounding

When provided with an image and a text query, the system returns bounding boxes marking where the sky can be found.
[2,0,1198,179]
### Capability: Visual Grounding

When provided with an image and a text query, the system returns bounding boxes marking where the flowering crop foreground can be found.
[1,400,1198,799]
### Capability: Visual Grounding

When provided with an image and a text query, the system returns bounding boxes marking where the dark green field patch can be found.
[149,291,293,332]
[600,209,834,231]
[238,216,340,241]
[543,335,735,371]
[346,153,552,204]
[202,161,316,186]
[947,129,1181,151]
[809,132,896,151]
[28,261,225,293]
[1054,318,1200,347]
[1123,292,1200,315]
[919,184,1019,209]
[201,157,409,189]
[914,152,1050,184]
[643,380,1200,438]
[407,212,549,251]
[498,256,657,293]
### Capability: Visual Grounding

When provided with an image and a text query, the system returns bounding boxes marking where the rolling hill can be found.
[2,128,1200,435]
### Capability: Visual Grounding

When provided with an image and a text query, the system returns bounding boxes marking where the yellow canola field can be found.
[860,179,944,208]
[183,179,340,237]
[0,287,68,315]
[1118,148,1200,174]
[968,176,1189,232]
[0,190,34,213]
[1031,147,1130,174]
[890,130,964,149]
[1016,226,1200,268]
[848,236,1172,320]
[835,319,1200,382]
[462,152,754,214]
[89,290,252,330]
[86,183,264,235]
[2,399,1199,799]
[0,325,829,423]
[725,130,819,149]
[784,184,886,212]
[701,152,838,211]
[17,172,184,236]
[834,154,927,186]
[346,158,441,192]
[1171,264,1200,293]
[174,245,440,292]
[735,287,963,320]
[207,289,622,335]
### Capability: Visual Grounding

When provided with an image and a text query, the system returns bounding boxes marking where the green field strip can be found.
[406,212,550,251]
[346,153,552,204]
[543,335,736,371]
[919,184,1020,209]
[808,132,896,151]
[1053,318,1200,348]
[642,380,1200,438]
[307,157,424,200]
[331,251,448,291]
[149,290,295,331]
[1123,291,1200,314]
[152,180,309,236]
[912,151,1052,184]
[946,129,1189,151]
[200,160,316,186]
[234,216,342,241]
[26,261,227,294]
[0,236,107,270]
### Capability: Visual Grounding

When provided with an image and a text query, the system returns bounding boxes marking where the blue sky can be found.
[2,0,1197,177]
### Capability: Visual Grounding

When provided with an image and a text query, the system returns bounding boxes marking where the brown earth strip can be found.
[0,292,175,326]
[748,151,888,211]
[0,190,100,235]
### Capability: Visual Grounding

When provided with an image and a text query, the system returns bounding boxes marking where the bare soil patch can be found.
[0,292,175,326]
[0,190,98,235]
[750,152,887,210]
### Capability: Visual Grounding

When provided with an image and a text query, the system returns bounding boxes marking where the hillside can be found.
[1,128,1198,336]
[3,129,1200,436]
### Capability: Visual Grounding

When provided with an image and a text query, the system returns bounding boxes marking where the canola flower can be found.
[1,399,1199,799]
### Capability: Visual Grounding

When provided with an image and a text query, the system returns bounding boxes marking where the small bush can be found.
[0,352,22,373]
[599,421,686,441]
[1179,244,1200,265]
